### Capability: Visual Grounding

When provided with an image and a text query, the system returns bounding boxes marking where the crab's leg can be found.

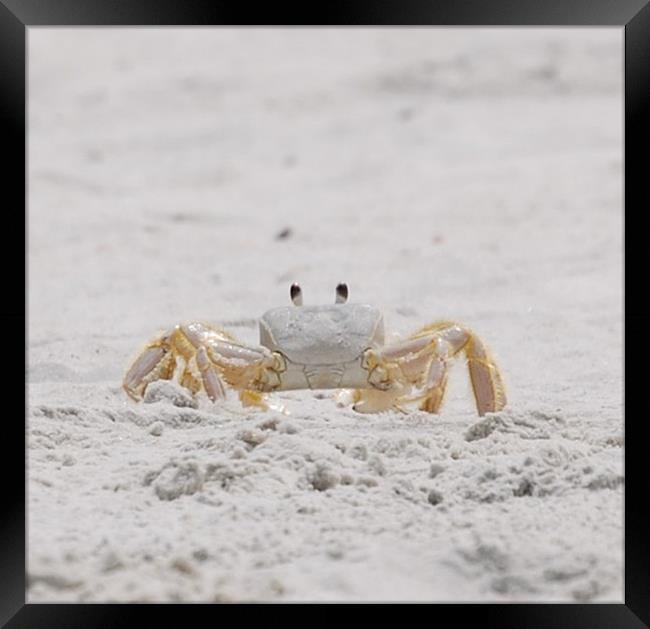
[418,356,450,413]
[123,324,234,401]
[348,333,453,414]
[352,321,506,416]
[186,324,293,412]
[195,346,226,401]
[410,322,506,416]
[406,324,467,414]
[464,333,507,416]
[123,322,286,411]
[123,332,178,401]
[123,326,224,402]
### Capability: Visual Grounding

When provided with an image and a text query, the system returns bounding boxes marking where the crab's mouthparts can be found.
[303,364,346,389]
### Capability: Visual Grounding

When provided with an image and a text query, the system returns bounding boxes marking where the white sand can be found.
[27,28,623,602]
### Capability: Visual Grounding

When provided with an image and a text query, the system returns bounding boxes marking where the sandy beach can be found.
[27,28,623,602]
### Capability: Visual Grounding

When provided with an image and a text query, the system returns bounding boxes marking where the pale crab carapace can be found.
[123,283,507,416]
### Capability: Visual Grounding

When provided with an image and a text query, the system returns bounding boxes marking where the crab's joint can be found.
[361,349,401,391]
[255,368,281,392]
[196,346,226,401]
[361,349,374,371]
[368,366,392,390]
[272,351,287,373]
[251,351,286,392]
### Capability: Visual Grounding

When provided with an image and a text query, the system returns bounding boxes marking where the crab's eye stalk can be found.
[335,283,348,304]
[290,283,303,306]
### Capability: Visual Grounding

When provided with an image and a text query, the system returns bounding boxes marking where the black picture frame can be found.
[4,0,647,625]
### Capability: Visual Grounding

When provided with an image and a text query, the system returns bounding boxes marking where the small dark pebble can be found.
[427,490,443,506]
[275,227,292,241]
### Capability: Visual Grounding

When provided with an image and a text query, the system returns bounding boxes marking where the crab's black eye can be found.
[335,283,348,304]
[290,283,303,306]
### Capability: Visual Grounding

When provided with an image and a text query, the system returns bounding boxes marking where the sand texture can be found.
[28,29,623,602]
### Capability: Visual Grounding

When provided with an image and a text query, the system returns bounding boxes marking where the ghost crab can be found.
[123,283,506,415]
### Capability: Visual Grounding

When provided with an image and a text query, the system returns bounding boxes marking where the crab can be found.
[123,283,506,416]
